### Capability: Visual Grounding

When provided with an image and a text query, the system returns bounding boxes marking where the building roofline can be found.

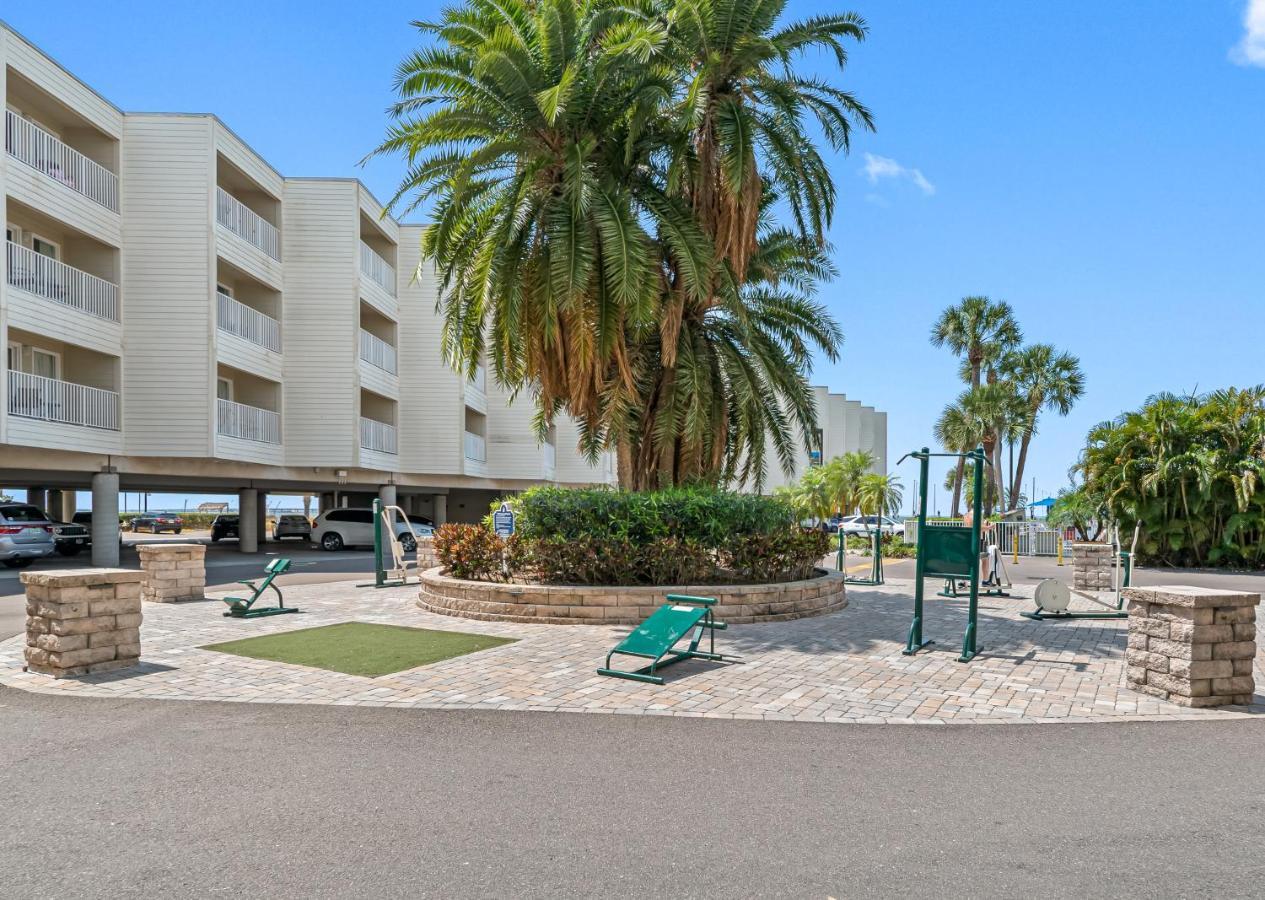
[1,19,124,113]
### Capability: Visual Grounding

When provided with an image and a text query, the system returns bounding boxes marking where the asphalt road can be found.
[0,689,1262,898]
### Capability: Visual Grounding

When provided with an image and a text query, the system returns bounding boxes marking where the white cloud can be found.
[861,153,935,196]
[1231,0,1265,67]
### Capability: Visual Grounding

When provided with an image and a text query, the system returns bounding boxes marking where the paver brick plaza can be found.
[1,579,1261,723]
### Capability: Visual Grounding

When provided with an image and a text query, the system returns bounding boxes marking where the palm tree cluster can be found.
[778,450,902,524]
[373,0,874,490]
[930,296,1084,517]
[1074,387,1265,567]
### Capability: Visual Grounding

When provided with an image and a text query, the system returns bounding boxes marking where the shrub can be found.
[844,533,916,559]
[433,523,506,582]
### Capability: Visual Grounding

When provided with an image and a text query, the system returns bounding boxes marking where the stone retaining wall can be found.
[137,543,206,603]
[1072,542,1114,592]
[418,568,846,625]
[1125,586,1259,707]
[21,568,143,677]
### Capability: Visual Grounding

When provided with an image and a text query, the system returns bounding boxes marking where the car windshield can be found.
[1,505,47,522]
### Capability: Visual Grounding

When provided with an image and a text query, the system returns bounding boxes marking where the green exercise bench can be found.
[597,594,726,684]
[222,558,298,619]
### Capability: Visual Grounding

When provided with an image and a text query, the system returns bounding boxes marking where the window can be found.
[31,235,59,260]
[325,510,353,523]
[30,348,59,380]
[217,283,233,298]
[216,377,233,402]
[0,505,48,523]
[5,224,19,244]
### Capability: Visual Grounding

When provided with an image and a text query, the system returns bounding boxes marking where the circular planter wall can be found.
[418,567,846,625]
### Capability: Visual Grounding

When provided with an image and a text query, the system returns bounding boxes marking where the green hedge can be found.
[435,487,830,586]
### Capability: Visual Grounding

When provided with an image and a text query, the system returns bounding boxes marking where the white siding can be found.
[119,115,215,457]
[3,30,122,138]
[281,179,358,467]
[553,416,616,486]
[396,232,464,475]
[6,284,122,357]
[484,379,548,481]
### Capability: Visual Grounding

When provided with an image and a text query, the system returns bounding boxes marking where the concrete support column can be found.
[46,490,64,519]
[378,484,397,510]
[27,488,47,511]
[91,471,120,568]
[257,493,268,545]
[61,491,78,522]
[433,494,448,526]
[238,489,258,554]
[319,492,334,516]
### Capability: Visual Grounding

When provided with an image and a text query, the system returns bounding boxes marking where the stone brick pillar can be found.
[1072,542,1113,592]
[1125,586,1259,707]
[137,543,207,603]
[21,569,143,677]
[417,536,437,570]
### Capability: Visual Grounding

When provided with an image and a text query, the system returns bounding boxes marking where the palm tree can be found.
[1001,344,1085,507]
[930,296,1021,509]
[373,0,874,491]
[826,450,875,516]
[934,400,979,517]
[858,472,903,517]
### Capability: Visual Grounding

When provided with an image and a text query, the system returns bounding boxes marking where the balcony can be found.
[359,241,395,295]
[6,241,119,322]
[216,398,280,444]
[218,291,281,352]
[7,370,119,430]
[5,110,119,212]
[358,329,397,374]
[464,431,487,463]
[360,416,398,454]
[216,187,279,260]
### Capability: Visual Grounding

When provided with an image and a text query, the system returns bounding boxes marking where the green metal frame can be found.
[222,558,298,619]
[597,594,728,684]
[900,445,987,662]
[840,526,884,585]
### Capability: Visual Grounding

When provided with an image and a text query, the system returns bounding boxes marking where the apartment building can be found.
[0,22,877,565]
[758,387,889,492]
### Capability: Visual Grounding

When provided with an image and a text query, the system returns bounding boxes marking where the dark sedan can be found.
[130,512,184,534]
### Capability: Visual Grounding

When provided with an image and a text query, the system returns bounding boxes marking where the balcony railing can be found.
[7,371,119,430]
[216,398,281,444]
[359,241,396,295]
[217,292,281,352]
[360,416,398,454]
[5,110,119,212]
[464,431,486,462]
[216,187,280,260]
[468,364,487,392]
[6,241,119,322]
[358,329,397,374]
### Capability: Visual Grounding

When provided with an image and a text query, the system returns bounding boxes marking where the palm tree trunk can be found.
[951,456,964,518]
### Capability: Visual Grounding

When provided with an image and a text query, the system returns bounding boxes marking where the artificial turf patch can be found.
[202,621,516,678]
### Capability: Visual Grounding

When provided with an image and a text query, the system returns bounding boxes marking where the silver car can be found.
[0,503,57,569]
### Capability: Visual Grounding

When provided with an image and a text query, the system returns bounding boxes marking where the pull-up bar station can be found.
[899,445,989,663]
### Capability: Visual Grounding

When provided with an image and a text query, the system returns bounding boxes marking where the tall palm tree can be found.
[1000,344,1085,506]
[934,400,981,517]
[858,472,903,517]
[373,0,874,491]
[930,296,1021,508]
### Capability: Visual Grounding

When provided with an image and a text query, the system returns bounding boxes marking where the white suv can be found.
[840,515,904,537]
[312,508,433,552]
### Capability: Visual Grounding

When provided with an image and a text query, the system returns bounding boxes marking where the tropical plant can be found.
[857,471,903,517]
[1048,484,1108,542]
[373,0,873,490]
[1001,343,1085,507]
[1076,386,1265,567]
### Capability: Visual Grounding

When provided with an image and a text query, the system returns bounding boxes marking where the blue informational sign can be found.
[493,502,516,538]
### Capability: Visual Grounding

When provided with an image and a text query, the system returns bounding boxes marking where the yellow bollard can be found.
[1056,535,1064,566]
[1012,532,1018,565]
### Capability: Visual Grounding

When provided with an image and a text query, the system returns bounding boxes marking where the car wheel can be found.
[400,533,417,553]
[174,529,182,535]
[211,534,220,543]
[131,523,139,532]
[320,532,344,552]
[56,546,82,557]
[3,558,33,569]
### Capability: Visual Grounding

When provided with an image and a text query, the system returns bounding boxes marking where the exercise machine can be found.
[838,524,884,586]
[372,499,430,588]
[901,445,989,663]
[597,594,727,684]
[937,532,1011,598]
[1021,524,1138,621]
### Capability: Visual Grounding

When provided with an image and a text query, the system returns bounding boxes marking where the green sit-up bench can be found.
[222,558,298,619]
[597,594,726,684]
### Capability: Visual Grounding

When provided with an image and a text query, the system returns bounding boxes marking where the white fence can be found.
[358,329,397,374]
[217,291,281,352]
[359,241,396,295]
[216,187,280,260]
[6,241,119,322]
[464,431,486,462]
[360,416,398,454]
[7,371,119,430]
[217,398,281,444]
[903,517,1066,556]
[5,110,119,212]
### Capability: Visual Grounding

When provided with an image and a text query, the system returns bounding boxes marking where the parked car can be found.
[313,508,431,552]
[0,503,56,569]
[210,514,239,543]
[49,518,91,556]
[272,514,312,542]
[130,512,183,534]
[839,515,905,537]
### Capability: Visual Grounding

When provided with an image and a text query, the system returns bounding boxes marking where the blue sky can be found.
[5,2,1264,514]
